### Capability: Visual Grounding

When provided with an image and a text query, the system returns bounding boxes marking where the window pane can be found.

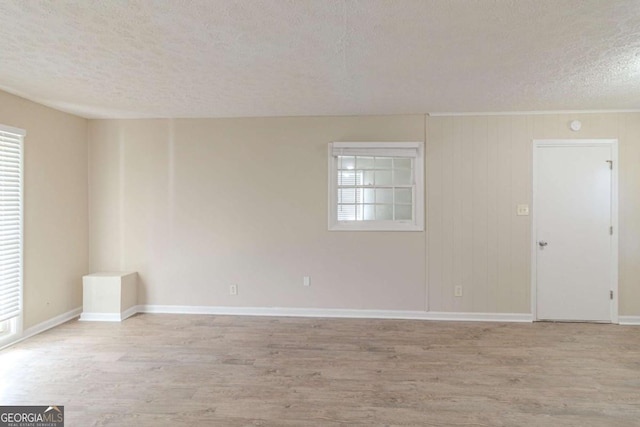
[363,171,375,186]
[363,204,375,220]
[340,156,355,170]
[375,170,392,185]
[394,158,412,169]
[356,156,374,169]
[338,204,356,221]
[395,204,412,220]
[338,171,358,186]
[375,188,393,204]
[375,204,393,220]
[355,171,364,185]
[375,157,392,169]
[394,188,412,204]
[393,169,412,185]
[338,188,356,203]
[363,189,375,203]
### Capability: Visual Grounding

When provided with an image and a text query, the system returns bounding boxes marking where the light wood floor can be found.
[1,314,639,426]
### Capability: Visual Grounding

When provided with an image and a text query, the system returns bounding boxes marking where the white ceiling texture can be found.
[0,0,639,119]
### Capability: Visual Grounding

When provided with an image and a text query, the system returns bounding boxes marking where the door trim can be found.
[531,139,619,323]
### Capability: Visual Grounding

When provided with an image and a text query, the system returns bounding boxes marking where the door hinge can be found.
[606,160,613,170]
[610,290,614,300]
[610,226,613,235]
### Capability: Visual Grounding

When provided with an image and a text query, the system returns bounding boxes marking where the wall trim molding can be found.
[121,305,138,321]
[619,316,640,326]
[79,313,121,322]
[0,307,82,351]
[428,110,640,117]
[136,305,533,322]
[421,311,533,322]
[79,305,138,322]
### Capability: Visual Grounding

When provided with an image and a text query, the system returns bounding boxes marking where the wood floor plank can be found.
[1,314,639,426]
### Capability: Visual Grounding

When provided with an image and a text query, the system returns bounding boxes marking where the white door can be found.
[534,141,616,322]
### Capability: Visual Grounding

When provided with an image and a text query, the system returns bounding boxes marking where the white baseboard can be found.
[121,305,138,321]
[79,313,122,322]
[136,305,533,323]
[619,316,640,325]
[423,311,533,322]
[79,305,138,322]
[0,307,82,351]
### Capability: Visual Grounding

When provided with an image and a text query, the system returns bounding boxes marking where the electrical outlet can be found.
[454,285,463,297]
[517,204,529,216]
[229,284,238,295]
[303,276,311,287]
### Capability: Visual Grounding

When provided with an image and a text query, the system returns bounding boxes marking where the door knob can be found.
[539,241,548,247]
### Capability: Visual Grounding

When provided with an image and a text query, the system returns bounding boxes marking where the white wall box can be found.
[80,272,138,321]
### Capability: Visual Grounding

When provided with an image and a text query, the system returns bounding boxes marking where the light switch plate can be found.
[517,204,529,216]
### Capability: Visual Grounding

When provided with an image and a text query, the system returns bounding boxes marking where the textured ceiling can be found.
[0,0,639,119]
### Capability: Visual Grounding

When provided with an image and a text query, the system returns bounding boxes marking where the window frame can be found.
[0,124,24,348]
[328,141,424,231]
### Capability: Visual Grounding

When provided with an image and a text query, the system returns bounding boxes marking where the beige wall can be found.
[87,112,640,316]
[0,90,88,329]
[2,88,636,328]
[88,116,427,310]
[427,113,640,315]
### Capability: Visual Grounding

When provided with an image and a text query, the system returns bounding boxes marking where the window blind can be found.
[0,126,23,323]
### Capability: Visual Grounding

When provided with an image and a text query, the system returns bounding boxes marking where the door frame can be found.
[531,139,619,323]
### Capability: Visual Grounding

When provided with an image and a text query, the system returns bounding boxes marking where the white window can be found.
[328,142,424,231]
[0,124,24,346]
